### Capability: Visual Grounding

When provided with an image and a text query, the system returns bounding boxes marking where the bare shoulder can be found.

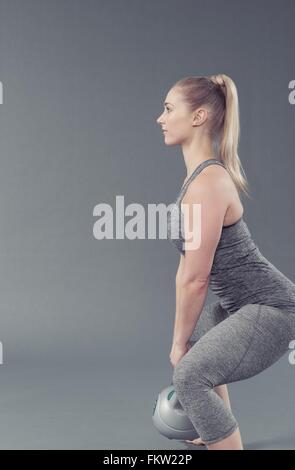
[201,163,232,184]
[182,163,244,226]
[188,164,233,195]
[181,164,236,220]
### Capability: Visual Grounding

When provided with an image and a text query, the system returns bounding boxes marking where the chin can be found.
[164,136,178,146]
[164,141,175,147]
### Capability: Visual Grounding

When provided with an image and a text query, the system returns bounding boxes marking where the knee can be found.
[172,361,188,391]
[172,357,210,394]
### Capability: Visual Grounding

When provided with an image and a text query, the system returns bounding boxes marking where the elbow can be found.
[178,275,209,289]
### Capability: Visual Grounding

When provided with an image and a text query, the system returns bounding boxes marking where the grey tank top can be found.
[167,158,295,314]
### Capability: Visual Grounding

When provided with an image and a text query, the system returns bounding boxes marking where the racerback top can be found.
[167,158,295,314]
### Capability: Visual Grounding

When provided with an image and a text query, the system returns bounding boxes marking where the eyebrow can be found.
[164,102,174,106]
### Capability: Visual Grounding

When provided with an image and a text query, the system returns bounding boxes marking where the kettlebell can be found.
[152,383,199,440]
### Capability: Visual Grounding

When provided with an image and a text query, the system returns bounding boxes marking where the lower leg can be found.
[207,426,243,450]
[186,384,233,446]
[205,385,243,450]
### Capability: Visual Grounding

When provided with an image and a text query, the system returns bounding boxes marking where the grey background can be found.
[0,0,294,450]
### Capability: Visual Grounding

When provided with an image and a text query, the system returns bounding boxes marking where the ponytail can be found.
[210,74,251,199]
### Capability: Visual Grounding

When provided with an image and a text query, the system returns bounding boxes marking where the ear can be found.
[192,107,209,127]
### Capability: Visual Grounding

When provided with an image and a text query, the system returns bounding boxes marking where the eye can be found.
[165,107,171,113]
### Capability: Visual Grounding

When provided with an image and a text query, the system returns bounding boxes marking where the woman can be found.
[156,74,295,450]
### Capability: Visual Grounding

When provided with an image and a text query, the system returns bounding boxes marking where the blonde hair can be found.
[173,74,251,199]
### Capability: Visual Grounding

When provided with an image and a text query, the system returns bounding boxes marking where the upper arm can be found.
[180,175,229,284]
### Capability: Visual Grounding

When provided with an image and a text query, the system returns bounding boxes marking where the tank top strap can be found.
[178,158,225,200]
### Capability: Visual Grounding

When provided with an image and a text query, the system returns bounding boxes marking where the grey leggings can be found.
[172,301,295,445]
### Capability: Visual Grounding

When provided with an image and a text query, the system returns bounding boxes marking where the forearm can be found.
[172,276,182,342]
[172,255,184,342]
[173,278,209,346]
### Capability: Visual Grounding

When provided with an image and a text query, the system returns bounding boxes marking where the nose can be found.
[156,113,164,125]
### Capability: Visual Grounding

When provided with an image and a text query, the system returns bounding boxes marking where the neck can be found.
[181,138,219,182]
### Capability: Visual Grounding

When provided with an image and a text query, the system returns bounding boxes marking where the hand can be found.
[169,342,192,368]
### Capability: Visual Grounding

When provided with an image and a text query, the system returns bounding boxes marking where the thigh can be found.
[226,303,295,383]
[188,300,229,346]
[176,303,294,387]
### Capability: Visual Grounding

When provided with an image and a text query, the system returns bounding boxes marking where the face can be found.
[156,87,209,146]
[156,88,191,145]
